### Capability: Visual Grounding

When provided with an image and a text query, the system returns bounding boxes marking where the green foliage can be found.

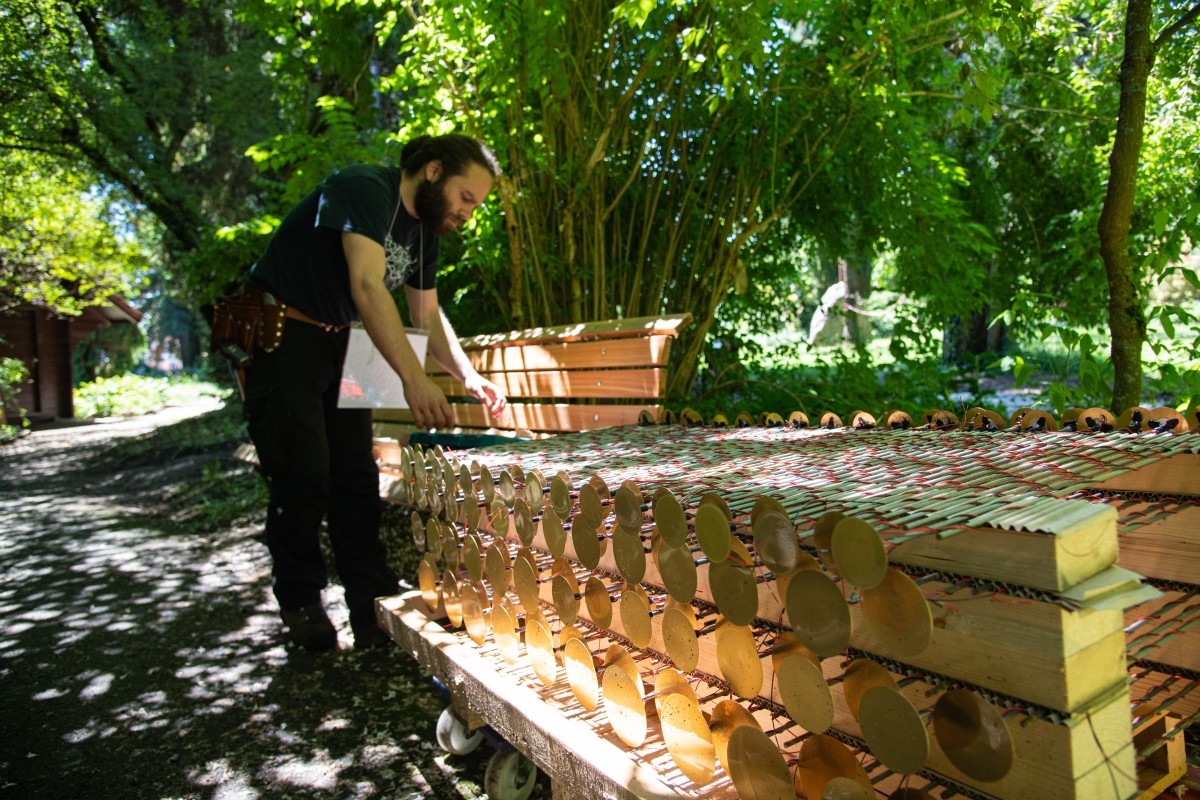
[0,354,29,442]
[74,375,169,419]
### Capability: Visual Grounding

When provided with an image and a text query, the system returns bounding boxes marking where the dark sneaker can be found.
[280,604,337,651]
[354,625,392,650]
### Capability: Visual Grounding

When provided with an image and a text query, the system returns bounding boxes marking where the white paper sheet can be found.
[338,326,429,409]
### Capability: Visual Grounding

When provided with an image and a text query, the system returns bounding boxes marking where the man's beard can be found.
[414,176,456,235]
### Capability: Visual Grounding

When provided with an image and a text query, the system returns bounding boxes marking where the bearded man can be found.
[244,133,507,650]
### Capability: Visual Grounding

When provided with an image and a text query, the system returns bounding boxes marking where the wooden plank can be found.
[433,367,665,400]
[375,592,715,800]
[456,313,692,350]
[376,402,659,434]
[1132,714,1188,800]
[1124,590,1200,673]
[1092,454,1200,496]
[428,335,675,375]
[1115,503,1200,585]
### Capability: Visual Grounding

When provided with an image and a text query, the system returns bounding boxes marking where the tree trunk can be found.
[1097,0,1154,411]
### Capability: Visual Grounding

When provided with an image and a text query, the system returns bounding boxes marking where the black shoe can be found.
[280,603,337,651]
[354,625,392,650]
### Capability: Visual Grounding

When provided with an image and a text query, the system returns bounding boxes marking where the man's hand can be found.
[464,372,508,420]
[405,373,453,430]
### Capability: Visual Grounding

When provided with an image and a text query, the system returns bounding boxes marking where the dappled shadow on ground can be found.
[0,405,513,799]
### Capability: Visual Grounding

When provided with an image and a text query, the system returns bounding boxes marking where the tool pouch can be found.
[210,284,285,368]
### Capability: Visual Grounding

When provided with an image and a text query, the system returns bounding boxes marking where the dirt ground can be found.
[0,401,547,799]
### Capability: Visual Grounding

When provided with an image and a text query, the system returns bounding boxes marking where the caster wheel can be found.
[485,749,537,800]
[435,706,483,755]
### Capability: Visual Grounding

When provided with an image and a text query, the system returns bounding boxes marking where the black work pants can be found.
[244,319,397,636]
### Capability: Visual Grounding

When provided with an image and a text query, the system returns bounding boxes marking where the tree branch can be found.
[1153,3,1200,51]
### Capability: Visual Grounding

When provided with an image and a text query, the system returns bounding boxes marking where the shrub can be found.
[0,356,30,443]
[74,374,168,419]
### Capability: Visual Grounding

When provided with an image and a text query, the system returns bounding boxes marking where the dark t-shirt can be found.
[248,165,439,326]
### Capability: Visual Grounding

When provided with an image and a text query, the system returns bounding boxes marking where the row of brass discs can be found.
[405,456,1014,792]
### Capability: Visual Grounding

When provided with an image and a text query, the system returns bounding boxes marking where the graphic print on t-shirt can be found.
[383,229,416,290]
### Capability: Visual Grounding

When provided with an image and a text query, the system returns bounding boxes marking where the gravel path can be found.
[0,401,506,799]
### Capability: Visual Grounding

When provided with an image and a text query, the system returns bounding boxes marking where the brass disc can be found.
[843,658,899,721]
[614,484,643,530]
[850,410,877,429]
[812,511,846,574]
[932,689,1014,782]
[424,516,440,557]
[831,516,887,589]
[861,568,933,657]
[410,510,425,548]
[796,734,872,800]
[820,411,843,428]
[709,699,760,777]
[464,494,481,532]
[884,409,913,429]
[655,665,698,704]
[654,490,688,547]
[708,558,758,627]
[775,553,821,601]
[776,652,833,733]
[489,498,510,538]
[460,580,487,646]
[751,495,789,522]
[784,568,851,658]
[695,502,733,562]
[658,691,716,785]
[699,492,733,520]
[508,463,525,489]
[601,660,647,747]
[491,599,519,664]
[525,468,545,514]
[479,464,495,505]
[564,635,599,710]
[788,410,810,428]
[1117,405,1153,431]
[715,617,762,699]
[1018,408,1058,432]
[498,469,516,507]
[659,542,698,603]
[442,570,463,628]
[552,572,580,626]
[462,531,484,582]
[726,725,794,800]
[1147,406,1188,431]
[619,586,652,649]
[418,552,441,613]
[512,498,534,546]
[550,473,573,520]
[603,642,639,678]
[578,481,603,524]
[822,777,875,800]
[484,540,511,594]
[662,605,700,672]
[1078,406,1114,432]
[439,522,459,571]
[752,508,798,574]
[613,528,647,584]
[512,554,540,613]
[584,575,614,629]
[859,685,929,774]
[571,513,603,569]
[525,615,557,687]
[541,505,567,558]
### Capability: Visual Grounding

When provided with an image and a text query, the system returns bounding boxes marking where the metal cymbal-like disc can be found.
[654,666,698,704]
[858,686,929,775]
[699,492,733,521]
[831,516,887,589]
[1147,406,1189,431]
[498,469,516,507]
[525,615,557,687]
[512,498,534,546]
[442,570,463,628]
[613,527,647,584]
[708,558,758,627]
[620,586,652,649]
[601,659,647,748]
[822,777,874,800]
[694,502,732,562]
[463,493,481,533]
[810,511,845,574]
[709,699,760,777]
[751,495,789,522]
[784,568,851,658]
[614,484,643,530]
[662,605,700,672]
[654,490,688,548]
[861,568,933,657]
[479,464,495,504]
[726,725,793,800]
[843,658,899,721]
[489,498,510,537]
[932,689,1014,782]
[774,553,821,601]
[796,734,872,800]
[491,598,519,664]
[752,508,798,575]
[424,516,440,557]
[776,652,833,733]
[1078,406,1114,432]
[410,510,425,548]
[715,617,762,699]
[585,576,614,629]
[525,468,545,514]
[550,473,573,520]
[541,505,567,558]
[571,512,603,569]
[578,481,603,525]
[552,572,580,626]
[484,540,511,594]
[512,554,540,613]
[659,542,698,603]
[439,522,459,571]
[462,531,484,582]
[656,686,715,785]
[460,580,487,646]
[603,643,638,678]
[418,552,441,613]
[564,635,599,710]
